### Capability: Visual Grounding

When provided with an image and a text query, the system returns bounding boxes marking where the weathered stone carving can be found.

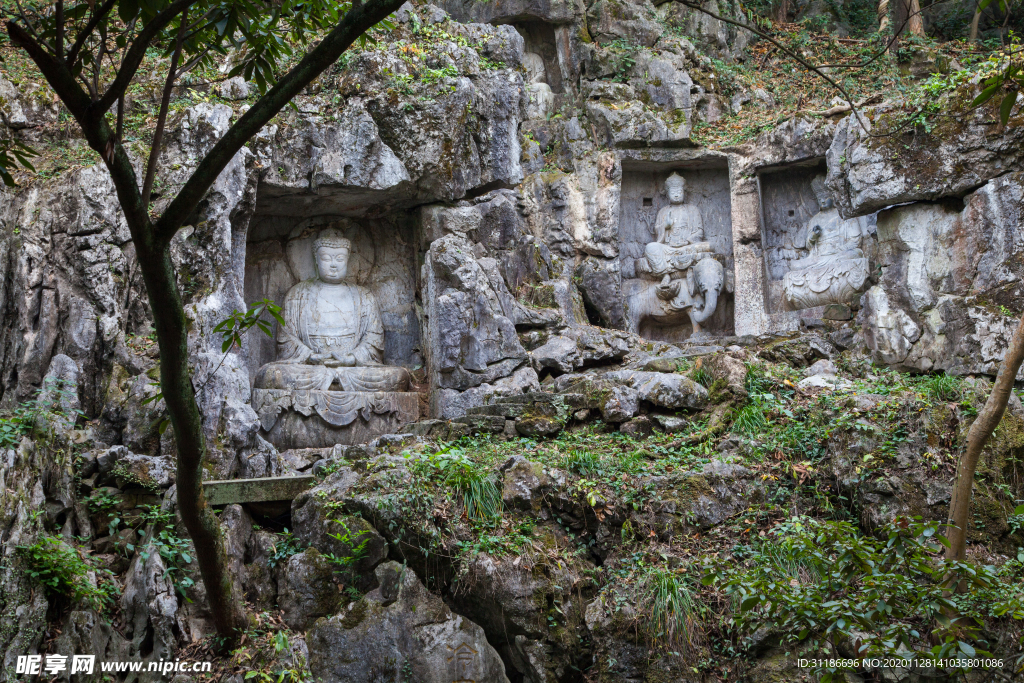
[524,52,554,121]
[631,173,725,339]
[252,228,417,448]
[782,175,870,310]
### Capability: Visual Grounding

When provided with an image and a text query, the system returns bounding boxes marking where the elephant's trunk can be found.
[689,257,725,324]
[690,287,718,324]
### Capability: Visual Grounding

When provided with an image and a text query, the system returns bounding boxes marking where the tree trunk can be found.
[945,313,1024,563]
[134,239,249,643]
[878,0,890,32]
[969,0,982,41]
[908,0,924,35]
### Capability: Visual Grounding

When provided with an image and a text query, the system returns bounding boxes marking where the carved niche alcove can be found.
[758,161,876,323]
[510,21,564,121]
[242,214,423,448]
[619,162,735,342]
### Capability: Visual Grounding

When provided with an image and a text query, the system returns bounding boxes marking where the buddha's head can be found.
[811,175,834,211]
[313,228,352,284]
[665,173,685,204]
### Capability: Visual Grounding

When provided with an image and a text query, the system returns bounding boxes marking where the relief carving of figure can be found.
[782,176,871,310]
[252,228,415,447]
[631,172,725,339]
[524,52,554,121]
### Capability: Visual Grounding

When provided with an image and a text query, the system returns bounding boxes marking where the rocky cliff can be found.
[1,0,1023,681]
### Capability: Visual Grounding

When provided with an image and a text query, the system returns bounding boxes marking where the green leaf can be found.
[1014,504,1024,516]
[959,641,976,657]
[1000,92,1017,126]
[118,0,140,22]
[971,80,1003,108]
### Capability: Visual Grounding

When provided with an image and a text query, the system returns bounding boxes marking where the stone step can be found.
[451,414,507,433]
[489,392,589,409]
[203,475,315,505]
[465,403,529,418]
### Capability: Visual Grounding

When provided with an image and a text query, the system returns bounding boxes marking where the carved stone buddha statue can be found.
[524,52,555,121]
[630,173,726,340]
[643,173,714,279]
[252,227,417,448]
[782,176,871,310]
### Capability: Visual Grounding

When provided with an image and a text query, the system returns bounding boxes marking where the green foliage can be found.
[137,505,195,597]
[0,382,82,449]
[561,447,600,475]
[268,529,306,568]
[1009,504,1024,537]
[690,365,713,389]
[412,445,503,522]
[18,535,116,611]
[0,137,37,187]
[214,298,285,353]
[323,519,370,570]
[704,516,1024,681]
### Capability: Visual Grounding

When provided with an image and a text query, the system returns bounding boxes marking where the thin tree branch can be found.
[152,0,406,245]
[142,8,188,209]
[91,0,194,116]
[55,0,63,60]
[671,0,868,129]
[65,0,117,69]
[175,46,213,80]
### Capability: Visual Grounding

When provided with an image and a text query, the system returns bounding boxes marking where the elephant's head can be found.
[688,256,725,324]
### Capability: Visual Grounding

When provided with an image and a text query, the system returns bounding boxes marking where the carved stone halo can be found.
[285,218,376,284]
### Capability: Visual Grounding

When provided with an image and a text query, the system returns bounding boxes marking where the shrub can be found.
[18,535,116,610]
[704,516,1024,681]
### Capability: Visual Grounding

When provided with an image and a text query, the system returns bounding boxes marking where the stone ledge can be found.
[204,475,316,505]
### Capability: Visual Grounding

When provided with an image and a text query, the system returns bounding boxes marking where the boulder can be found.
[278,549,343,631]
[501,456,549,511]
[604,370,708,409]
[600,385,639,423]
[307,562,509,683]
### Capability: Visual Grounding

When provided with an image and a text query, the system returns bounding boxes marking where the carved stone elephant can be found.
[625,256,726,338]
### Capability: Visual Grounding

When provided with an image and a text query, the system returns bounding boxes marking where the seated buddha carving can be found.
[253,228,411,393]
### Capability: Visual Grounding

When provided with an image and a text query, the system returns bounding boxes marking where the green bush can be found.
[704,516,1024,681]
[18,535,116,610]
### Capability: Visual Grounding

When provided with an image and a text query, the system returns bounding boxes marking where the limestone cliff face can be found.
[0,1,1023,682]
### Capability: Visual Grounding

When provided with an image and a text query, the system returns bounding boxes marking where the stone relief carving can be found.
[524,52,554,121]
[252,227,417,448]
[781,175,871,310]
[631,172,726,339]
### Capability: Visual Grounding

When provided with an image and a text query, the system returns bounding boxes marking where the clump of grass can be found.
[415,447,503,522]
[562,448,600,475]
[691,365,714,388]
[921,373,961,403]
[732,404,767,435]
[644,568,704,653]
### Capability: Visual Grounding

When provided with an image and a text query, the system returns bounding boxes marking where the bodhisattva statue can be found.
[782,176,870,310]
[252,228,415,448]
[524,52,554,121]
[631,173,725,338]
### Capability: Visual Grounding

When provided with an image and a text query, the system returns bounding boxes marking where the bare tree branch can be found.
[91,0,194,116]
[142,8,188,209]
[65,0,118,69]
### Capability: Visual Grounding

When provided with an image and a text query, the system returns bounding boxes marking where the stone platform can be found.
[253,389,420,449]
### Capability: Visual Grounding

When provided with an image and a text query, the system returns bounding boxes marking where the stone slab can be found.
[204,475,316,505]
